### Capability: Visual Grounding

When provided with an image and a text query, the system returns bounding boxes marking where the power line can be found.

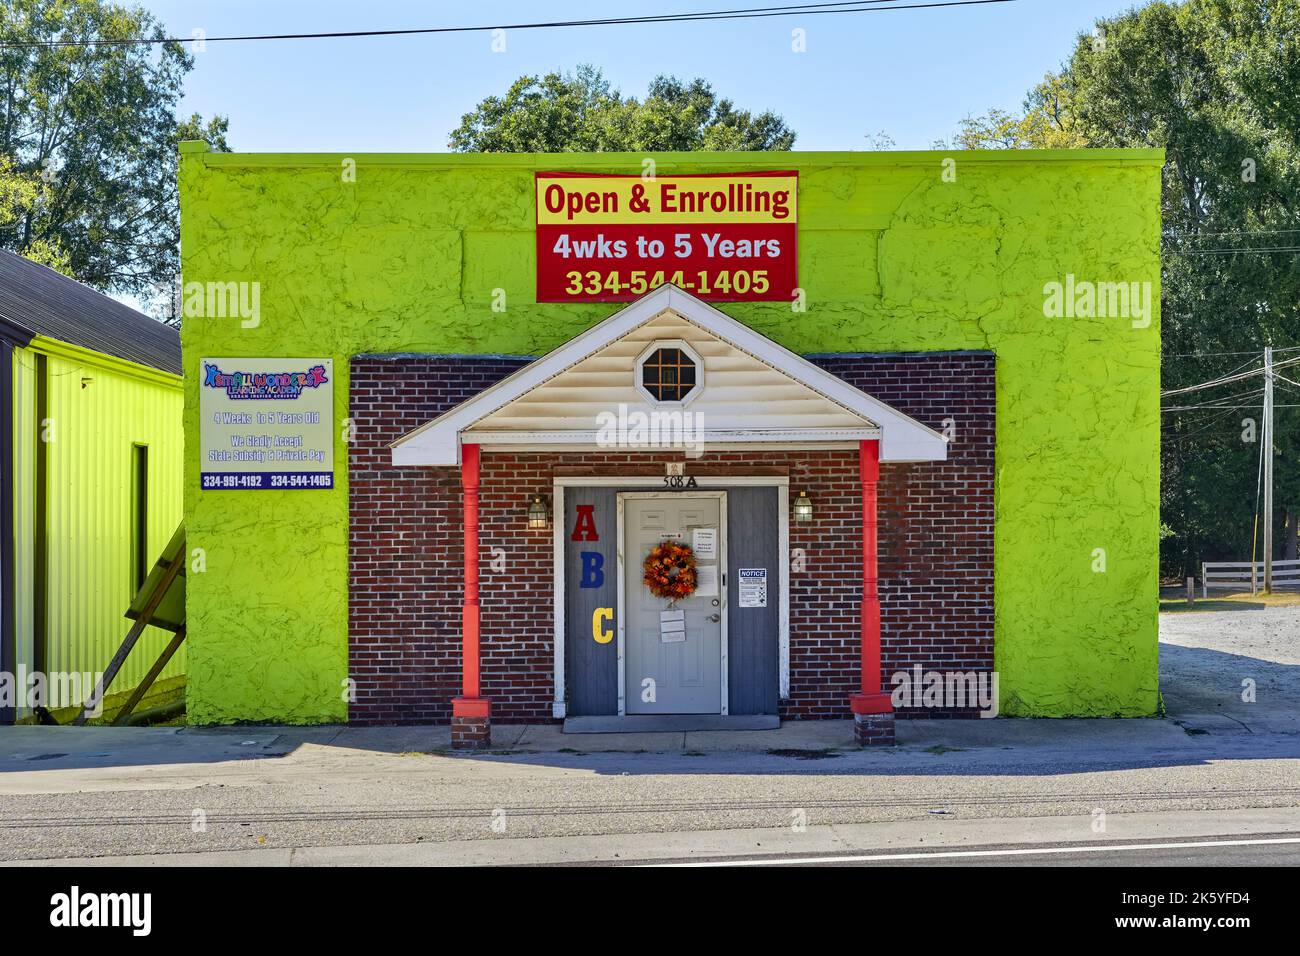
[1161,364,1265,398]
[1165,246,1300,255]
[1164,383,1264,405]
[0,0,1018,49]
[1163,405,1249,441]
[1272,378,1300,398]
[1161,353,1300,398]
[1164,227,1300,239]
[1168,403,1300,413]
[1165,346,1300,358]
[1162,388,1264,413]
[1192,355,1262,380]
[1165,350,1262,358]
[1164,398,1253,424]
[1224,356,1264,373]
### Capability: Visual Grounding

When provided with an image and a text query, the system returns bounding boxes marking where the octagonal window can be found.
[640,346,699,403]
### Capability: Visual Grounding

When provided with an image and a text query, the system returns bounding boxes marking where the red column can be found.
[452,443,490,725]
[850,438,892,716]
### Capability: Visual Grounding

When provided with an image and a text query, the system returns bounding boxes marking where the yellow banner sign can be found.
[536,173,798,225]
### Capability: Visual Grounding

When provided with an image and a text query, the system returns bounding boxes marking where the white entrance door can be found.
[620,493,726,714]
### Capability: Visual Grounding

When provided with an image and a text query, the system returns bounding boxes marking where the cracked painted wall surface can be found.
[179,148,1162,723]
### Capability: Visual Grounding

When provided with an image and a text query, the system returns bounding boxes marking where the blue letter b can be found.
[580,551,604,588]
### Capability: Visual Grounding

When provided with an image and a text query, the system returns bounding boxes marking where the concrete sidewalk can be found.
[0,710,1281,777]
[3,600,1289,771]
[186,709,1298,751]
[488,717,1205,752]
[4,714,1297,863]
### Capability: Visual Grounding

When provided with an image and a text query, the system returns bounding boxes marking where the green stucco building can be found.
[177,145,1162,742]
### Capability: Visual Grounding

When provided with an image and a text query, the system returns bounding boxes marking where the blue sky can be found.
[145,0,1144,152]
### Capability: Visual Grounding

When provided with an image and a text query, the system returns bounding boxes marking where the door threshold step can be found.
[562,715,780,734]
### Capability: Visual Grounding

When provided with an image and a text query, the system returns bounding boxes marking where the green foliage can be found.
[1073,1,1300,575]
[950,0,1300,575]
[0,0,229,295]
[176,112,231,152]
[449,65,795,153]
[0,147,70,272]
[18,235,71,273]
[0,154,36,220]
[941,73,1088,149]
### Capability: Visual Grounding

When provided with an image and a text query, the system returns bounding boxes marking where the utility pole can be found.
[1264,345,1274,592]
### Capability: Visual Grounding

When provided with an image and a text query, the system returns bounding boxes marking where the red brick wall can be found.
[348,352,994,723]
[809,354,996,718]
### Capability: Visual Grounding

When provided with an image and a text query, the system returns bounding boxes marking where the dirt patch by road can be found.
[1160,604,1300,730]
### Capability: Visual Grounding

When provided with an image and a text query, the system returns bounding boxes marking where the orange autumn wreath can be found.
[643,540,698,601]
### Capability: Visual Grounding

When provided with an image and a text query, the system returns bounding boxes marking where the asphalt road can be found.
[0,606,1294,866]
[638,834,1300,867]
[2,729,1299,864]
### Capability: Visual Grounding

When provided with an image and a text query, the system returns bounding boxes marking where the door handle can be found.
[707,613,721,623]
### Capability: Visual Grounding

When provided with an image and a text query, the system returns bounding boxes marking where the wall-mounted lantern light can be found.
[527,495,550,529]
[793,490,813,523]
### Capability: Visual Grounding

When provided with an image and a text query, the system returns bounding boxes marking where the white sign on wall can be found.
[200,357,334,490]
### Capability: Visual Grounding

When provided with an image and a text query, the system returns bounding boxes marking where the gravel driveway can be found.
[1160,604,1300,731]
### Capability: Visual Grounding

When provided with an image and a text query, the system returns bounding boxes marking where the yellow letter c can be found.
[592,607,613,644]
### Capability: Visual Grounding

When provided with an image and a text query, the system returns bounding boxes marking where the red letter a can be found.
[571,504,599,541]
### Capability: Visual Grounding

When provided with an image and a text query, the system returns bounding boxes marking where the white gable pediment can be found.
[391,285,946,465]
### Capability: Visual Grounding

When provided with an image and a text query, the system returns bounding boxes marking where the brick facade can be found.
[348,352,994,724]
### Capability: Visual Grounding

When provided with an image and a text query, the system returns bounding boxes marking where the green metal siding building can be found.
[1,251,184,723]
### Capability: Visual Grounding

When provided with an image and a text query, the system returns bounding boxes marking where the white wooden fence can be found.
[1201,559,1300,597]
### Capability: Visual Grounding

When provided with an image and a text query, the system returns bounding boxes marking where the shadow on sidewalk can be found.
[2,640,1296,778]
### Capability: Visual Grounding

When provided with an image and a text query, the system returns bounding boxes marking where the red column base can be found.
[853,711,896,747]
[451,697,491,750]
[850,693,894,746]
[849,692,893,715]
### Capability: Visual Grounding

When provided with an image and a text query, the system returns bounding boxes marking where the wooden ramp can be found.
[73,524,186,726]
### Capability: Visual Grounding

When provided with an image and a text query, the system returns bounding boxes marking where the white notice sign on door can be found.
[660,609,686,643]
[695,565,718,597]
[738,568,767,608]
[692,527,717,559]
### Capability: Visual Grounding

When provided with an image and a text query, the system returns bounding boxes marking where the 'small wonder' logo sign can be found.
[535,171,798,303]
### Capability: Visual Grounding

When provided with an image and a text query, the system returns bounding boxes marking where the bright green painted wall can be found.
[179,148,1163,723]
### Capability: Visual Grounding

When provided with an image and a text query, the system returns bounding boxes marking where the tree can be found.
[939,73,1088,149]
[943,0,1300,576]
[1072,1,1300,575]
[0,0,229,296]
[0,153,69,272]
[450,65,796,152]
[176,112,230,153]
